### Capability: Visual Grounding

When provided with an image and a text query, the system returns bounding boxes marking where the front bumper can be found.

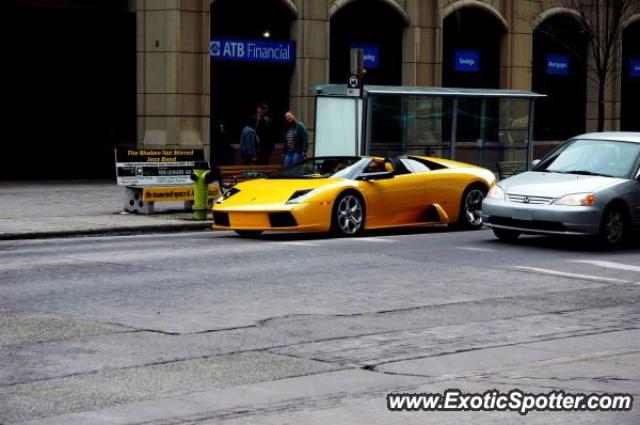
[482,198,601,236]
[212,201,332,233]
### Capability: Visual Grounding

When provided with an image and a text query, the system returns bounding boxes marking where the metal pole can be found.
[480,98,488,168]
[528,99,536,168]
[451,98,458,160]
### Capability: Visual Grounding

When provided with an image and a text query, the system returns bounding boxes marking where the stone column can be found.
[289,0,330,155]
[403,0,442,86]
[136,0,210,157]
[502,0,533,90]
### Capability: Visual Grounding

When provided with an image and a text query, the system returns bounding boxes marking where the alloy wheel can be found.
[337,195,363,235]
[464,189,485,227]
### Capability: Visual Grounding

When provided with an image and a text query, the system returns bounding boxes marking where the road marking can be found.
[279,241,318,247]
[512,266,635,285]
[569,259,640,273]
[455,247,495,252]
[358,237,396,243]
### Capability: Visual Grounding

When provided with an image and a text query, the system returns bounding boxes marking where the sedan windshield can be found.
[268,157,363,179]
[534,139,640,179]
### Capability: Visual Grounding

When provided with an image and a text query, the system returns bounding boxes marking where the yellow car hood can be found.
[219,178,345,207]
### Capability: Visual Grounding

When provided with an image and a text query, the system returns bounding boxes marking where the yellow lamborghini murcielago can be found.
[212,156,496,237]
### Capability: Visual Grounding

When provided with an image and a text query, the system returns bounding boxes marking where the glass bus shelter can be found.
[314,84,545,177]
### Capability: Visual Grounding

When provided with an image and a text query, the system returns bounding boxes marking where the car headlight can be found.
[555,193,597,206]
[486,184,505,200]
[216,187,240,203]
[286,189,315,204]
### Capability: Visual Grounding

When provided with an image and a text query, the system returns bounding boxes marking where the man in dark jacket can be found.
[255,103,273,164]
[240,116,260,165]
[282,111,308,168]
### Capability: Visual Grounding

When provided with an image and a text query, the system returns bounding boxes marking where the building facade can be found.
[2,0,639,178]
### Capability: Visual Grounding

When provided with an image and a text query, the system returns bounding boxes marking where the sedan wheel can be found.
[333,193,364,236]
[459,187,486,229]
[599,207,628,248]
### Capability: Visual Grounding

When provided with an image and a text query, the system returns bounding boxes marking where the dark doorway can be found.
[621,22,640,131]
[210,0,295,165]
[329,0,406,85]
[442,6,504,89]
[0,0,136,180]
[532,14,587,140]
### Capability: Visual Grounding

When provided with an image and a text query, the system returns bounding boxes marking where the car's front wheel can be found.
[331,192,365,237]
[492,228,520,242]
[598,206,629,249]
[458,185,487,229]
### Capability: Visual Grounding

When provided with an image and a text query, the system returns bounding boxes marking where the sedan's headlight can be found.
[555,193,597,206]
[486,184,505,200]
[286,189,315,204]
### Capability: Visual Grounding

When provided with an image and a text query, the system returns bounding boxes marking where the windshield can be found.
[534,139,640,179]
[268,157,363,179]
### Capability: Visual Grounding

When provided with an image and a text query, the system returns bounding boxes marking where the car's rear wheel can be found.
[598,205,629,249]
[458,185,487,229]
[492,228,520,242]
[235,230,263,238]
[331,192,365,237]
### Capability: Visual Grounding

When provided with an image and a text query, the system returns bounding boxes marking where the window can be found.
[400,158,430,173]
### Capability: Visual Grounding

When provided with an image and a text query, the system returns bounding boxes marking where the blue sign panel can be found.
[350,44,380,69]
[630,58,640,78]
[546,54,570,75]
[210,39,295,64]
[454,49,480,72]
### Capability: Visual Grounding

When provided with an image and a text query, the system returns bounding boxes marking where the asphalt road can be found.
[1,228,639,424]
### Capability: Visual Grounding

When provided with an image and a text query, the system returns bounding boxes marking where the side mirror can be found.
[531,159,541,167]
[357,171,394,181]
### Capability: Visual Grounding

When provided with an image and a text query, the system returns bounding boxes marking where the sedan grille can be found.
[507,193,555,205]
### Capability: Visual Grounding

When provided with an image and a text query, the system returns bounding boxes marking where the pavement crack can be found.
[493,375,640,383]
[358,326,640,368]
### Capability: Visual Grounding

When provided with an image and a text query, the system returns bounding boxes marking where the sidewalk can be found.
[0,181,212,240]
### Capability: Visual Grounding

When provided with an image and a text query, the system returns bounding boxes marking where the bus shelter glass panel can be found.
[404,96,453,158]
[454,97,530,174]
[369,95,402,157]
[368,95,452,158]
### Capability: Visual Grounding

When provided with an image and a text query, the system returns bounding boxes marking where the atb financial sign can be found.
[210,38,295,64]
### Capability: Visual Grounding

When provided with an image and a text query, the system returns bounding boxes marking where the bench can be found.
[218,165,281,187]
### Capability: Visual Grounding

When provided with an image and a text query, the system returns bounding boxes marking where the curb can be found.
[0,222,213,241]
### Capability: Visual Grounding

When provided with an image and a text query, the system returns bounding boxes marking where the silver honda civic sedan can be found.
[482,132,640,247]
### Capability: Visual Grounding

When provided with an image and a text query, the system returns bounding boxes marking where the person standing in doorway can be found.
[255,103,274,164]
[282,111,308,168]
[240,116,260,165]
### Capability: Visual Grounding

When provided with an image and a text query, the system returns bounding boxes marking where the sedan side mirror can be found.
[531,159,541,167]
[357,171,395,181]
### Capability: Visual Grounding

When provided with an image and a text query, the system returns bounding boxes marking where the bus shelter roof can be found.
[314,84,546,99]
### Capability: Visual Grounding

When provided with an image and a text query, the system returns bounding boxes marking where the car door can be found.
[358,159,427,225]
[401,158,461,215]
